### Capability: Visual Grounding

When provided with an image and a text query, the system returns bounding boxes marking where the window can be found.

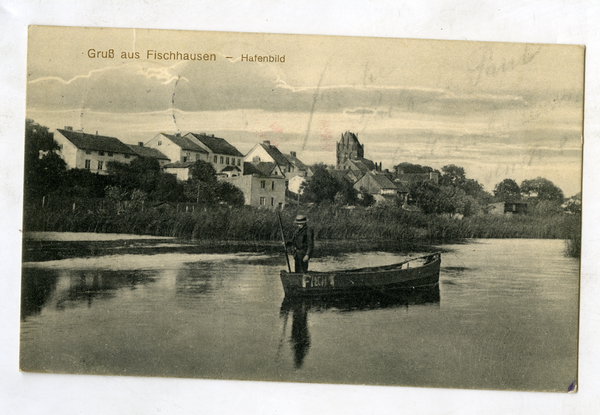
[260,180,266,189]
[271,198,274,207]
[85,160,91,169]
[183,156,187,162]
[158,141,162,146]
[86,150,92,155]
[214,155,218,163]
[99,151,105,156]
[124,154,130,159]
[226,157,229,165]
[97,160,103,170]
[237,159,241,166]
[196,154,200,161]
[220,156,224,164]
[271,181,275,190]
[260,197,266,205]
[107,152,113,157]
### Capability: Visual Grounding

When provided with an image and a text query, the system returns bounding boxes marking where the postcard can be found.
[21,25,583,392]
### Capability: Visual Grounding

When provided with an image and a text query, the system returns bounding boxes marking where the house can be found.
[283,151,313,179]
[53,127,137,174]
[145,132,209,164]
[127,143,170,166]
[330,168,363,184]
[162,161,196,181]
[184,132,245,174]
[288,175,307,195]
[489,202,528,215]
[218,165,242,178]
[221,162,286,208]
[354,171,400,196]
[244,141,295,179]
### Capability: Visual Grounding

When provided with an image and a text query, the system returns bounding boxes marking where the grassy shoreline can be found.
[24,204,581,243]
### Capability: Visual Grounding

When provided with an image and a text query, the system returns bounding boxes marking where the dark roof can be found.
[243,162,278,177]
[369,172,397,189]
[221,165,241,172]
[283,153,310,171]
[57,129,136,155]
[127,145,170,160]
[161,133,208,153]
[346,158,376,174]
[259,143,292,167]
[329,169,355,182]
[163,161,195,169]
[395,182,410,193]
[186,133,243,157]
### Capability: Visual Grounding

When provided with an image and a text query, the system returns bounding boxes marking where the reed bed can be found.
[23,203,581,244]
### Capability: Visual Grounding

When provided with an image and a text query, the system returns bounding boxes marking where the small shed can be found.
[489,202,528,215]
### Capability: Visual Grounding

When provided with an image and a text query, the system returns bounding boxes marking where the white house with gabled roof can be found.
[145,132,209,164]
[184,132,245,174]
[53,127,138,174]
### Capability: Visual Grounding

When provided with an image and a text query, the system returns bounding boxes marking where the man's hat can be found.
[294,214,307,224]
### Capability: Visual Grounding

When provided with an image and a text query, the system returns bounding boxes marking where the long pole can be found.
[277,211,292,272]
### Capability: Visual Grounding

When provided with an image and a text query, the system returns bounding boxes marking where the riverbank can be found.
[22,231,445,263]
[23,204,581,244]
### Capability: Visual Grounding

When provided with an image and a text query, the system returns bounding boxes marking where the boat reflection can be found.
[279,287,440,368]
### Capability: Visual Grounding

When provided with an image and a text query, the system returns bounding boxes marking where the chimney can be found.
[138,142,144,147]
[210,134,214,137]
[290,151,296,158]
[175,132,181,137]
[65,126,73,131]
[263,140,271,146]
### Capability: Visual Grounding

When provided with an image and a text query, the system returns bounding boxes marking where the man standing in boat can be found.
[287,214,315,273]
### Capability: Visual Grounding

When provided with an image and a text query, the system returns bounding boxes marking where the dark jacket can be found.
[289,225,314,258]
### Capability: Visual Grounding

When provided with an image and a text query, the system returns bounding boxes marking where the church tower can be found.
[336,131,364,166]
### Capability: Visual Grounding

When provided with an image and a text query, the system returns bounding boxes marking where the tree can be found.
[520,177,564,203]
[357,188,375,207]
[190,160,217,183]
[333,178,358,206]
[394,162,436,174]
[214,181,245,207]
[439,164,466,187]
[302,164,339,204]
[409,181,441,214]
[494,179,521,202]
[151,173,185,202]
[563,192,582,214]
[24,119,67,202]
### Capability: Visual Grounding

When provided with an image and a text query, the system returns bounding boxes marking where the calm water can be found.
[20,237,579,391]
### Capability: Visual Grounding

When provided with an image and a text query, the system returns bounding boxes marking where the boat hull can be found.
[280,253,441,297]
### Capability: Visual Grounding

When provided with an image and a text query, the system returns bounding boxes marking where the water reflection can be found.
[20,268,156,320]
[279,287,440,368]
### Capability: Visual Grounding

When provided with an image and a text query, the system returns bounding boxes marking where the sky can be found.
[26,26,584,196]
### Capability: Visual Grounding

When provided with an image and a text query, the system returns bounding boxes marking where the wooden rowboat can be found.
[280,252,441,297]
